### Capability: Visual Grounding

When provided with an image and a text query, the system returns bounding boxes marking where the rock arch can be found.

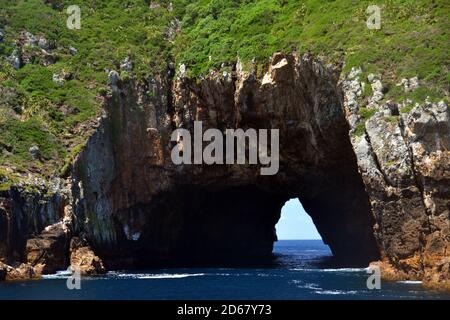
[72,53,380,268]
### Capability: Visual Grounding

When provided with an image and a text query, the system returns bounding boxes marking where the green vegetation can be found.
[354,107,377,137]
[0,0,448,178]
[400,104,414,114]
[354,122,367,137]
[359,107,376,121]
[174,0,449,87]
[60,142,86,177]
[0,167,16,192]
[362,83,373,98]
[0,117,63,161]
[385,115,399,123]
[385,159,400,167]
[0,0,177,174]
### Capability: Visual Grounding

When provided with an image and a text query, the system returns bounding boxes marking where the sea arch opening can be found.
[120,182,379,269]
[274,198,333,266]
[275,198,322,241]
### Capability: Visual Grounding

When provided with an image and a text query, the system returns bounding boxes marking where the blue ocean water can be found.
[0,240,449,300]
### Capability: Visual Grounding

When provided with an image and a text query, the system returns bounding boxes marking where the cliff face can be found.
[0,183,68,264]
[0,53,448,289]
[342,69,450,289]
[0,182,72,279]
[70,53,379,268]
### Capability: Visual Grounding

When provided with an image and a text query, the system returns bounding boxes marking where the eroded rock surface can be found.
[343,70,449,290]
[0,261,42,281]
[69,237,106,275]
[26,222,70,274]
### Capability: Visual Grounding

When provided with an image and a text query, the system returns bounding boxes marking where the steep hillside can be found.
[0,0,448,187]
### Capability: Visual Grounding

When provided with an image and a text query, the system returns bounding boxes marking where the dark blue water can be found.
[1,240,449,300]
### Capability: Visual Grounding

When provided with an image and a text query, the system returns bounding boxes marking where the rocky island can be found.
[0,1,448,292]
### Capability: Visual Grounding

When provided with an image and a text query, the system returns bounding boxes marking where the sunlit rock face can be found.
[71,53,379,268]
[343,69,450,290]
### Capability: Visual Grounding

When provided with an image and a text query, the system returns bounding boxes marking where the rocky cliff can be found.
[0,53,448,290]
[343,67,450,290]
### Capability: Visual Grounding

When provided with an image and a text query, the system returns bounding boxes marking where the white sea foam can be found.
[42,270,72,279]
[321,268,367,272]
[256,273,271,277]
[106,272,205,279]
[43,271,207,280]
[315,290,359,295]
[138,273,205,279]
[290,268,367,272]
[291,281,322,290]
[397,280,423,284]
